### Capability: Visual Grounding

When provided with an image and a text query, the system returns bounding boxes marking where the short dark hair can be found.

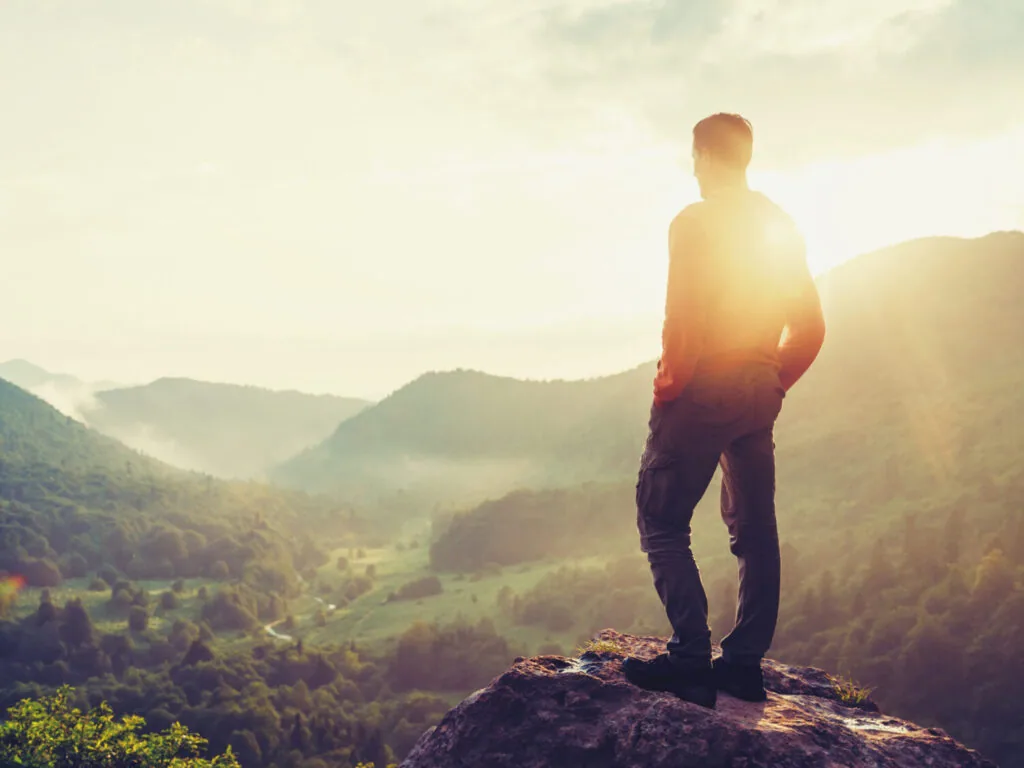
[692,113,753,169]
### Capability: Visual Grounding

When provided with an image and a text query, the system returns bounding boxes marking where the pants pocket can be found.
[684,379,750,426]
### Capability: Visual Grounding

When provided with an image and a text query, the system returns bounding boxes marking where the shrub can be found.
[390,576,443,602]
[342,575,374,602]
[59,552,89,579]
[96,565,120,586]
[128,606,149,633]
[19,558,62,588]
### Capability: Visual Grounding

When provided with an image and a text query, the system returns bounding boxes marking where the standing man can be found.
[622,114,826,709]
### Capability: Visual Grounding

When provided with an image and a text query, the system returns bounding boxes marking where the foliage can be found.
[390,619,518,692]
[0,686,239,767]
[430,484,635,572]
[389,576,443,603]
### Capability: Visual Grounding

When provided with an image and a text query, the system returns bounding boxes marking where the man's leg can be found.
[718,426,780,664]
[636,452,721,666]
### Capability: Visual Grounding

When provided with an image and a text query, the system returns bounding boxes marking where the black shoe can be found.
[713,656,767,702]
[622,654,717,709]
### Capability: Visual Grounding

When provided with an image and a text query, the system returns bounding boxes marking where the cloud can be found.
[530,0,1023,163]
[26,380,100,424]
[705,0,955,60]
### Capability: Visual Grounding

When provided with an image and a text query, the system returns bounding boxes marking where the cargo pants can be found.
[636,362,786,667]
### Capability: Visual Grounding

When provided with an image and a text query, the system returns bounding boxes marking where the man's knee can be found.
[727,520,780,558]
[640,525,693,557]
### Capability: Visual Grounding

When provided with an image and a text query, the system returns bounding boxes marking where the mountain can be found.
[80,377,370,479]
[274,231,1024,509]
[0,375,158,474]
[273,364,650,506]
[0,360,82,391]
[0,376,360,588]
[401,629,997,768]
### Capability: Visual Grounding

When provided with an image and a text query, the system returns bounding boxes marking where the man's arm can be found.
[654,210,707,404]
[776,233,826,391]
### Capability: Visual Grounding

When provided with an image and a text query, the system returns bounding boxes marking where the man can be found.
[622,113,826,709]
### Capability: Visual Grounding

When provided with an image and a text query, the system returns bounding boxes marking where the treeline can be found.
[771,505,1024,768]
[494,558,662,639]
[0,456,361,594]
[430,483,634,572]
[0,590,517,767]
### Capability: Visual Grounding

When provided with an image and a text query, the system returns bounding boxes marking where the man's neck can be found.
[701,174,749,199]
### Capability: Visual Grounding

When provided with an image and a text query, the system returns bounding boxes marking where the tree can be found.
[208,560,230,580]
[59,598,94,648]
[128,606,149,633]
[0,686,239,767]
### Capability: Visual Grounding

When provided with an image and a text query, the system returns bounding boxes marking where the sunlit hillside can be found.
[274,232,1024,514]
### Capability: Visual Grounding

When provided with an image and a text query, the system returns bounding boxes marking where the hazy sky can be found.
[2,0,1022,398]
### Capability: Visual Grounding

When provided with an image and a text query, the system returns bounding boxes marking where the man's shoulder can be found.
[751,190,799,229]
[672,201,708,224]
[669,202,708,237]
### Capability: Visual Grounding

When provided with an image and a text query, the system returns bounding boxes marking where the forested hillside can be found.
[276,232,1024,514]
[0,377,366,592]
[0,377,461,767]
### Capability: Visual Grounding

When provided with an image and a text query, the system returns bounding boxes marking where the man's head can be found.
[691,113,753,198]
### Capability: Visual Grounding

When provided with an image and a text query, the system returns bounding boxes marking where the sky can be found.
[1,0,1022,399]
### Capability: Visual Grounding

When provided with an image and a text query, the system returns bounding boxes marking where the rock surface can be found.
[401,629,997,768]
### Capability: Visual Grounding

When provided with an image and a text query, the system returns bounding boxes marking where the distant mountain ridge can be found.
[80,377,370,479]
[0,359,82,391]
[272,231,1024,508]
[0,361,371,480]
[273,363,651,506]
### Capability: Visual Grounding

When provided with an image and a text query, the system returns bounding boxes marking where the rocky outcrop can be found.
[402,630,997,768]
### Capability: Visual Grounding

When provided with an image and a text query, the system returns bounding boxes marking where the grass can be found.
[301,543,615,654]
[828,672,875,707]
[576,638,624,656]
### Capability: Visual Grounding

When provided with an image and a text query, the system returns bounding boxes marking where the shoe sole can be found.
[623,672,718,709]
[674,686,717,709]
[717,684,767,703]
